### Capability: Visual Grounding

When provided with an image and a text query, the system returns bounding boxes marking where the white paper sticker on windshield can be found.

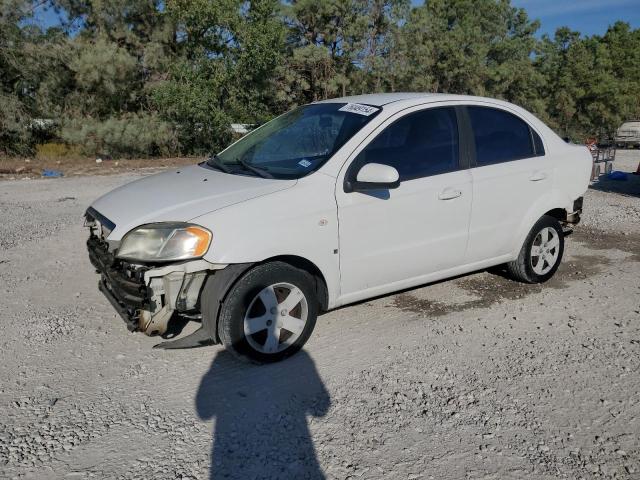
[338,103,379,116]
[298,159,312,168]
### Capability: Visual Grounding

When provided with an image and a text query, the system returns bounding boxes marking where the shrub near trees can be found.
[1,0,639,157]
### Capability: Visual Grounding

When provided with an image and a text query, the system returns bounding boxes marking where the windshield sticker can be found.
[338,103,380,116]
[298,159,312,168]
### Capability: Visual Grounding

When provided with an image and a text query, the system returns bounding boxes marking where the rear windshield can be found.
[210,103,381,179]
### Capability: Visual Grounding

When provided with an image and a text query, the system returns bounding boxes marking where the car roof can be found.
[315,92,502,107]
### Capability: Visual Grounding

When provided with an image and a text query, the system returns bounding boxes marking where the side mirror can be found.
[345,163,400,193]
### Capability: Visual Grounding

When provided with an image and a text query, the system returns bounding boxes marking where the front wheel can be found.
[506,215,564,284]
[215,262,318,363]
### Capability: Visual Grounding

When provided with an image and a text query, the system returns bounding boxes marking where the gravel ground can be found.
[0,151,639,480]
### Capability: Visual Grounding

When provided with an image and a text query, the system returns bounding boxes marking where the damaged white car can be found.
[86,93,592,363]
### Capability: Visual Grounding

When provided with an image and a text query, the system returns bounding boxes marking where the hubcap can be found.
[243,283,308,354]
[530,227,560,275]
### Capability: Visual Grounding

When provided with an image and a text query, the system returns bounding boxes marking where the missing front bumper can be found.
[88,234,225,336]
[98,278,140,332]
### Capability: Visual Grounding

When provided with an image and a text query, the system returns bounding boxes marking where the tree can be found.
[0,1,39,154]
[534,23,640,141]
[397,0,541,105]
[152,0,286,153]
[41,0,179,156]
[599,22,640,133]
[2,0,640,157]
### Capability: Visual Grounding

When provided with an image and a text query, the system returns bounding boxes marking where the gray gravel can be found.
[583,150,640,234]
[0,153,639,479]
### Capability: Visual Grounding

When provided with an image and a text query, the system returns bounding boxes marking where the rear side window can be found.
[532,129,545,156]
[467,107,536,166]
[355,107,459,181]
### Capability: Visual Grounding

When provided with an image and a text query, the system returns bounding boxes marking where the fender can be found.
[510,188,573,258]
[193,174,342,309]
[154,263,253,348]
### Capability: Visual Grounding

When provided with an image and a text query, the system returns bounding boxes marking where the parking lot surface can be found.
[1,152,639,479]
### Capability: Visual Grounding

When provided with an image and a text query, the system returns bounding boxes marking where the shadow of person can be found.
[196,349,330,480]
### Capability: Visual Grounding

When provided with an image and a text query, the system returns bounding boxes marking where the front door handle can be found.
[529,171,547,182]
[438,188,462,200]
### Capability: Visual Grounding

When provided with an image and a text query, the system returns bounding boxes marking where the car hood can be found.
[90,164,296,240]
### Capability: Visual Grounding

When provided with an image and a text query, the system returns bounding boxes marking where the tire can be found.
[506,215,564,284]
[215,262,318,364]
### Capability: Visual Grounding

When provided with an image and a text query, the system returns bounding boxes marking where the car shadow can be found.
[195,349,330,479]
[161,314,192,339]
[589,173,640,198]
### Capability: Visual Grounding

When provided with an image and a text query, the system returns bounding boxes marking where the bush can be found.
[151,61,234,155]
[36,142,83,159]
[0,93,33,156]
[60,113,179,158]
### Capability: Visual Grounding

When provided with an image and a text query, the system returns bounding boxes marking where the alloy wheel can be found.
[530,227,560,275]
[243,283,309,354]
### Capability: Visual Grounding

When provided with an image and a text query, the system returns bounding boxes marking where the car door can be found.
[336,106,473,300]
[463,105,552,263]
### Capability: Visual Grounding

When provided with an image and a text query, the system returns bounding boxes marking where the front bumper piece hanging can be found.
[87,235,223,338]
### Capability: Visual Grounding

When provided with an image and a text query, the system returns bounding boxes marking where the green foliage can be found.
[59,114,178,157]
[151,59,233,154]
[0,1,37,154]
[1,0,639,157]
[68,38,140,116]
[0,92,33,155]
[535,22,640,141]
[397,0,542,101]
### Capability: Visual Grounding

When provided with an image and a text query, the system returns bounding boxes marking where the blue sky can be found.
[31,0,640,38]
[510,0,640,37]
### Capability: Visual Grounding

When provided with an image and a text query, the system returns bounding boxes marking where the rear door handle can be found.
[438,188,462,200]
[529,172,547,182]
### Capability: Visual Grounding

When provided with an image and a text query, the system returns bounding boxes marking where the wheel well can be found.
[544,208,567,223]
[261,255,329,311]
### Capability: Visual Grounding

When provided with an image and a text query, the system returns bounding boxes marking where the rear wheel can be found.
[216,262,318,363]
[506,215,564,284]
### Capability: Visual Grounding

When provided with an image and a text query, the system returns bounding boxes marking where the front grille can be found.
[87,235,149,309]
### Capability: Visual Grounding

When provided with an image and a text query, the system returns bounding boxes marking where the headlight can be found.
[117,223,212,262]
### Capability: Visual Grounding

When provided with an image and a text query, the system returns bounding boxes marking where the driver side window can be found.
[354,107,460,181]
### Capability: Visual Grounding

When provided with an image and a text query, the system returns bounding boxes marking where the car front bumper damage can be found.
[87,235,225,338]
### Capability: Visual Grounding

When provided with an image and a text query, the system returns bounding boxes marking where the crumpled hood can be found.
[90,164,295,240]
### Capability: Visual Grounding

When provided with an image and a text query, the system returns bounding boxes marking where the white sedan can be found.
[85,93,592,363]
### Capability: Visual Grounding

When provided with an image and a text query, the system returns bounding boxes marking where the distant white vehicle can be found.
[85,93,592,363]
[230,123,256,135]
[615,120,640,148]
[28,118,55,131]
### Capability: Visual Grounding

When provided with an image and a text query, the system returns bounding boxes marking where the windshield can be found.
[209,103,381,179]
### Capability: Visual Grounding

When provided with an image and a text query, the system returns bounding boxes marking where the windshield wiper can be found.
[206,154,231,173]
[235,158,274,179]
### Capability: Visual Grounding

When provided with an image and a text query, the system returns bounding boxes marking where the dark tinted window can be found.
[532,129,545,156]
[468,107,535,165]
[355,107,459,181]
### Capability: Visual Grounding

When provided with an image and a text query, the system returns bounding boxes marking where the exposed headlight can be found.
[117,223,212,262]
